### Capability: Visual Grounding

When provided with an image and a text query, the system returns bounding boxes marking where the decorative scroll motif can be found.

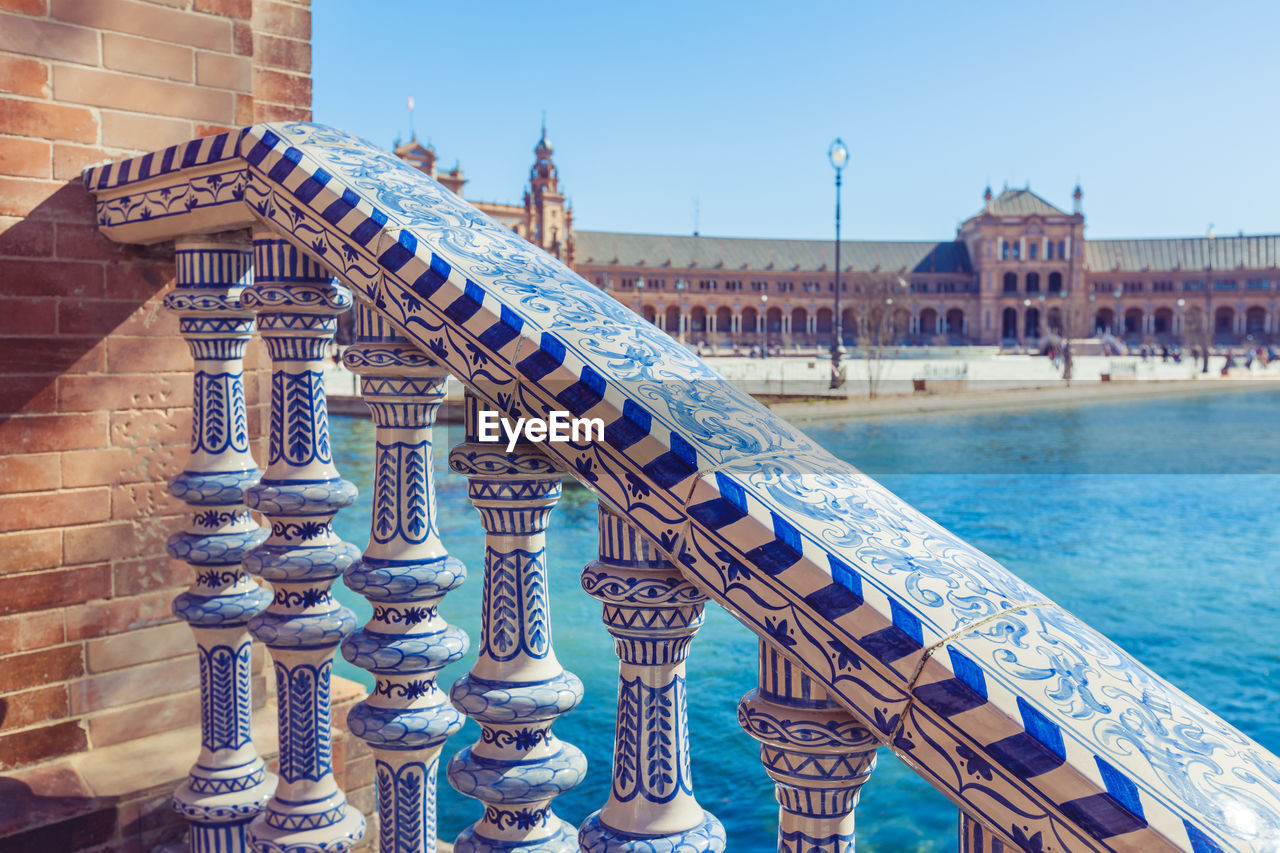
[242,233,365,853]
[447,391,585,853]
[579,505,723,853]
[739,641,876,853]
[340,303,467,853]
[95,169,247,227]
[166,238,275,853]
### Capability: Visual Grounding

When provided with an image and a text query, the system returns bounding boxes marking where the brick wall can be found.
[0,0,317,847]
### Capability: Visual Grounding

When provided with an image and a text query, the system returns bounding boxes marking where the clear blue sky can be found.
[313,0,1280,242]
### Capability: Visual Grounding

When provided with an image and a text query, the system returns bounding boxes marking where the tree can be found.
[848,275,910,398]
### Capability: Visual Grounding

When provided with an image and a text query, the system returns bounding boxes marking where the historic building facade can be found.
[400,137,1280,349]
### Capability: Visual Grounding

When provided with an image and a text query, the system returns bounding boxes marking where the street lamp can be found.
[675,278,688,344]
[1113,287,1123,340]
[828,137,848,388]
[760,293,769,360]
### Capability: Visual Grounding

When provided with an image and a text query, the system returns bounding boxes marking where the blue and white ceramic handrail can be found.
[85,123,1280,852]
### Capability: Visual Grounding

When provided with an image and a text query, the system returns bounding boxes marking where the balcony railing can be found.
[84,123,1280,853]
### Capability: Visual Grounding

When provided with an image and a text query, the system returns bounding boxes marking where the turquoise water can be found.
[328,388,1280,851]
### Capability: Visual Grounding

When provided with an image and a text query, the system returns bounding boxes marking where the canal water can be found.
[328,388,1280,851]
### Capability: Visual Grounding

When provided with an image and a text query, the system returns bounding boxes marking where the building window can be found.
[1057,240,1066,258]
[1029,242,1038,260]
[751,280,768,292]
[1153,280,1174,292]
[1003,272,1018,294]
[1093,281,1112,293]
[1123,281,1143,293]
[1048,271,1063,293]
[1247,279,1269,290]
[1183,280,1205,291]
[1026,272,1040,293]
[1213,280,1237,291]
[1001,240,1010,260]
[1046,241,1055,260]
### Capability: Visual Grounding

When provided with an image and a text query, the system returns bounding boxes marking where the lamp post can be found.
[1113,287,1123,341]
[1204,229,1214,373]
[675,278,688,344]
[634,275,644,319]
[760,293,769,360]
[828,138,848,388]
[1022,297,1031,350]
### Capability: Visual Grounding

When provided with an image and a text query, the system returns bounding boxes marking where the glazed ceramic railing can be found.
[84,124,1280,853]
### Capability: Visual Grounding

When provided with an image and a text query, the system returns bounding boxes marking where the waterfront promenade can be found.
[324,347,1280,422]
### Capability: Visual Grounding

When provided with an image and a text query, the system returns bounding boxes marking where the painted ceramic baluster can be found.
[959,813,1007,852]
[241,234,365,853]
[340,303,468,853]
[738,641,877,852]
[579,505,724,853]
[167,238,276,853]
[447,393,586,853]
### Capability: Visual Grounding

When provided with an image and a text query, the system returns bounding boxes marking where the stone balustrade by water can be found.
[83,124,1280,853]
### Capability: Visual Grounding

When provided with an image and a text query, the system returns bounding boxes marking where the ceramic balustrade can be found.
[241,233,365,853]
[83,124,1280,853]
[166,236,276,853]
[579,504,724,853]
[446,392,585,853]
[738,640,876,853]
[340,302,468,853]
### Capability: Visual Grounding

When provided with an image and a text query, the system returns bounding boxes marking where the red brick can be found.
[111,481,178,522]
[64,518,169,564]
[86,621,194,673]
[0,216,54,256]
[0,374,57,415]
[232,20,252,55]
[0,564,111,616]
[0,610,65,656]
[61,446,177,487]
[0,335,109,377]
[196,0,249,19]
[0,684,70,730]
[64,590,174,641]
[252,67,310,107]
[70,654,196,714]
[254,33,309,73]
[0,178,95,222]
[0,453,60,492]
[0,487,108,532]
[0,528,62,573]
[0,0,48,13]
[0,136,51,179]
[0,297,56,334]
[52,144,113,182]
[254,103,309,123]
[102,32,194,83]
[0,645,84,692]
[52,0,233,50]
[1,807,115,851]
[234,92,253,124]
[86,688,199,746]
[196,50,251,91]
[0,54,50,98]
[0,257,104,298]
[0,15,99,65]
[256,0,309,40]
[0,413,108,455]
[111,554,187,598]
[60,372,191,414]
[100,110,194,152]
[54,222,134,262]
[0,719,87,769]
[0,97,96,143]
[56,302,140,339]
[54,65,235,124]
[194,123,234,138]
[104,259,173,300]
[107,335,193,374]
